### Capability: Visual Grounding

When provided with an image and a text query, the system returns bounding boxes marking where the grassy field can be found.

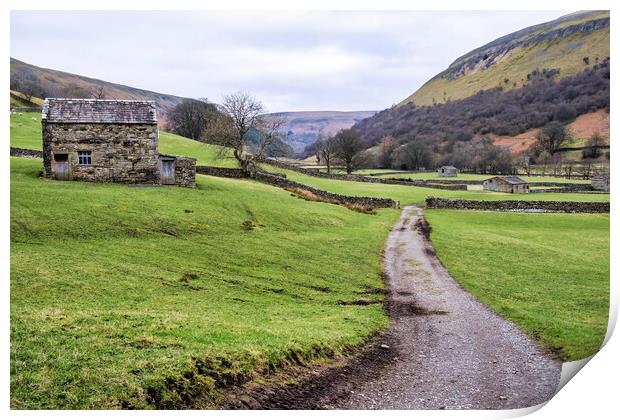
[10,157,397,408]
[10,112,610,408]
[10,112,236,168]
[261,164,609,205]
[372,171,591,184]
[313,167,591,183]
[426,209,609,360]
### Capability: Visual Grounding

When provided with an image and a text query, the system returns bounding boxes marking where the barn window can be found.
[78,151,92,165]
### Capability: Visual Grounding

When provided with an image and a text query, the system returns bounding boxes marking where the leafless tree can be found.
[317,138,336,174]
[91,86,106,99]
[563,160,575,179]
[206,92,285,175]
[378,135,398,169]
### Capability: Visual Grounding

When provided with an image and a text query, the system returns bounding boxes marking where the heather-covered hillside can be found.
[354,59,609,147]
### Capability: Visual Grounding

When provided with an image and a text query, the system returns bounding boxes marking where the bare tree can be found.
[563,160,575,179]
[582,133,605,159]
[536,121,568,155]
[378,135,398,169]
[332,129,365,174]
[91,86,106,99]
[318,138,336,174]
[206,92,285,174]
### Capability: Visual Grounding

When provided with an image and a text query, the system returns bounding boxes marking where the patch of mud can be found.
[223,334,400,410]
[337,299,382,306]
[414,216,432,239]
[386,301,449,318]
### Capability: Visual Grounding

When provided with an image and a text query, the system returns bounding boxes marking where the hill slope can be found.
[10,58,186,126]
[402,10,609,106]
[266,111,377,153]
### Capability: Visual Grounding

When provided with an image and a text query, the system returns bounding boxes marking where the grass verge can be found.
[425,209,609,360]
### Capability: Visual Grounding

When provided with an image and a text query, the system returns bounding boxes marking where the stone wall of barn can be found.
[174,156,197,188]
[591,173,610,192]
[42,122,159,184]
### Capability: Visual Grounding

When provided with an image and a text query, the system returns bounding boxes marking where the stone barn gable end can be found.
[483,175,530,194]
[41,98,195,187]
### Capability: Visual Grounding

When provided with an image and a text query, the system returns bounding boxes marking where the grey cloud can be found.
[11,10,567,111]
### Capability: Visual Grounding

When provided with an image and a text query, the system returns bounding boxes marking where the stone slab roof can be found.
[42,99,157,124]
[487,175,529,185]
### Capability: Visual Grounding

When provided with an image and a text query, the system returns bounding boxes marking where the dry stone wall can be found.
[196,165,398,209]
[426,197,609,213]
[10,147,43,158]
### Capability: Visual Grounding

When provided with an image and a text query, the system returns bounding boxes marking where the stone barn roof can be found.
[42,99,157,124]
[487,175,529,185]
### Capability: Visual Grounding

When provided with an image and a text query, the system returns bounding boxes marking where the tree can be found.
[395,140,432,171]
[378,135,398,168]
[91,86,106,99]
[582,133,605,159]
[206,92,285,174]
[517,153,532,176]
[317,138,336,174]
[536,121,568,155]
[563,159,576,179]
[168,99,218,140]
[331,129,365,174]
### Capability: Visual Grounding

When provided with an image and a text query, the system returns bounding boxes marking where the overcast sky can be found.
[11,10,568,112]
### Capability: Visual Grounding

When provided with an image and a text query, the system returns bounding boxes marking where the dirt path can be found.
[232,206,561,409]
[331,205,561,409]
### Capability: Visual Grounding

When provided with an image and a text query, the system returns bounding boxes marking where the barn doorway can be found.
[54,153,70,180]
[159,157,176,185]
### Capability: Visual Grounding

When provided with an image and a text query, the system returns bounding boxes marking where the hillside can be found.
[402,10,609,107]
[266,110,377,153]
[353,59,609,150]
[10,58,186,126]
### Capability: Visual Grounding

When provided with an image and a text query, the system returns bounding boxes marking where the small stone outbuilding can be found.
[483,176,530,194]
[437,165,457,177]
[591,172,609,192]
[42,98,195,187]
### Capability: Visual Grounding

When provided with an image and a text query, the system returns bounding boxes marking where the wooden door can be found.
[54,154,70,180]
[160,158,176,185]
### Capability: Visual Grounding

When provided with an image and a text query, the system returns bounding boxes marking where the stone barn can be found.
[483,176,530,194]
[42,98,195,187]
[437,165,457,177]
[591,172,610,192]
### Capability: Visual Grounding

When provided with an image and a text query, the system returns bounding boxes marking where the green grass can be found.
[158,131,237,167]
[10,112,610,409]
[373,171,590,184]
[261,164,609,205]
[425,209,609,360]
[10,112,43,150]
[10,112,237,168]
[11,157,398,408]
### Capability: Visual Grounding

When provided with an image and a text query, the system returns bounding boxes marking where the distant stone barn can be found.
[591,172,610,192]
[42,98,195,187]
[483,176,530,194]
[437,165,457,177]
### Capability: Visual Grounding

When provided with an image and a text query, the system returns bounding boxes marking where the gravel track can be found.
[232,205,561,409]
